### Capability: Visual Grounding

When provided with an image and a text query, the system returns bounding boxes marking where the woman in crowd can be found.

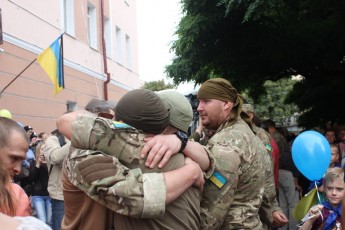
[30,142,52,227]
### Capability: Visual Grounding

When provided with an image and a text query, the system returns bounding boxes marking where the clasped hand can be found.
[140,134,181,169]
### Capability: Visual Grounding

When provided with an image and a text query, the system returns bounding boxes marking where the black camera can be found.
[30,132,38,141]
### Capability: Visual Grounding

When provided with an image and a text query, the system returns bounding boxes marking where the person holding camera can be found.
[30,142,52,227]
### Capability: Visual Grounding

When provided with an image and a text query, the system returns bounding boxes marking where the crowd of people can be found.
[1,77,345,230]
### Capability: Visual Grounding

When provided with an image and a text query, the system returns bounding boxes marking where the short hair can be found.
[38,132,47,139]
[323,167,344,185]
[252,114,262,127]
[261,120,269,132]
[265,119,276,128]
[0,117,29,148]
[330,143,340,153]
[324,128,337,138]
[85,98,116,114]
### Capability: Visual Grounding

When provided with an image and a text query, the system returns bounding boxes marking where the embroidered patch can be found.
[210,171,227,189]
[265,143,272,152]
[112,121,133,129]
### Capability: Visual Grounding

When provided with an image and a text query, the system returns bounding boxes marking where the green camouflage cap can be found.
[157,90,193,133]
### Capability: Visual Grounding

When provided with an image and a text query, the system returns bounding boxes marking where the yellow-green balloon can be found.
[0,109,12,119]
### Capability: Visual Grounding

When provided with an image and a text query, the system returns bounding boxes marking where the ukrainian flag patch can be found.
[112,121,133,129]
[210,171,227,189]
[265,143,272,152]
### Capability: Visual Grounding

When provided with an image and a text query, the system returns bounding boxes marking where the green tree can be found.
[245,78,299,126]
[166,0,345,128]
[141,79,174,91]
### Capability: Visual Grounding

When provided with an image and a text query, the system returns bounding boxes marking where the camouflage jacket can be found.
[65,115,166,218]
[200,118,265,230]
[253,125,282,228]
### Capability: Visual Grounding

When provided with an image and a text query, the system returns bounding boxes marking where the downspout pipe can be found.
[100,0,110,100]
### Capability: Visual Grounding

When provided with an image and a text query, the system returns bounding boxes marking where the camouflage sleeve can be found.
[202,146,216,179]
[259,195,282,227]
[259,141,279,226]
[66,148,166,218]
[71,116,146,168]
[142,173,166,218]
[189,131,201,142]
[70,116,168,217]
[187,138,216,179]
[70,115,95,149]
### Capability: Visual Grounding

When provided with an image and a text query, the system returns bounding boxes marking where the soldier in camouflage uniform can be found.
[139,78,267,229]
[265,119,300,230]
[58,89,203,230]
[242,104,288,229]
[59,79,266,229]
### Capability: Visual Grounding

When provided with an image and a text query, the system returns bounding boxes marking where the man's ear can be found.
[223,101,234,111]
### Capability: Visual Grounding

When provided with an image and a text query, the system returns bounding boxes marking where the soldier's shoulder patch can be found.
[112,121,134,129]
[210,171,227,189]
[265,143,272,152]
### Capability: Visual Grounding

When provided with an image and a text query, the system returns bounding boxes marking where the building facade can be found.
[0,0,142,133]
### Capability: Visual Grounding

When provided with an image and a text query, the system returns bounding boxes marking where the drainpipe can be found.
[100,0,110,100]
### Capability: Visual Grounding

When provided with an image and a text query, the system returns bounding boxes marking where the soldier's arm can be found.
[141,134,211,171]
[68,150,203,218]
[164,157,204,204]
[59,114,204,217]
[57,109,95,140]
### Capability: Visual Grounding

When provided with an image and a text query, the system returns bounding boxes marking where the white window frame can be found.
[104,16,112,58]
[115,26,122,64]
[125,34,132,69]
[88,2,97,49]
[63,0,75,36]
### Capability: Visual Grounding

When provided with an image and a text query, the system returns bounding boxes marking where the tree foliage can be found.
[166,0,345,128]
[141,79,174,91]
[245,78,299,126]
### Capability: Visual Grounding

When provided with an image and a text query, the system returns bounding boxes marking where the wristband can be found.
[174,130,188,152]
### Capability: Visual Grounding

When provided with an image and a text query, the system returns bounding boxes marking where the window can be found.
[63,0,75,36]
[104,17,111,58]
[88,2,97,49]
[115,26,122,63]
[125,34,132,69]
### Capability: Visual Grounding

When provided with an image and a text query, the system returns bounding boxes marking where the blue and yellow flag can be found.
[210,171,227,189]
[37,35,64,95]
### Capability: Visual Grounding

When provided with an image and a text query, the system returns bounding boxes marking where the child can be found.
[299,167,344,230]
[330,144,341,168]
[307,144,341,194]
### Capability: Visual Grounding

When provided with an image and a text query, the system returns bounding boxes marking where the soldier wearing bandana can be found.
[58,78,267,229]
[139,78,267,229]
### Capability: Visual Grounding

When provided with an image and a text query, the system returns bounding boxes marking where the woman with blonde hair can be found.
[29,142,52,227]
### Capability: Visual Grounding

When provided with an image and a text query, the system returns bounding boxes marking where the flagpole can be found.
[60,34,65,88]
[0,58,37,95]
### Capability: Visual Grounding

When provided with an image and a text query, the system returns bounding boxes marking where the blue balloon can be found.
[292,130,331,181]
